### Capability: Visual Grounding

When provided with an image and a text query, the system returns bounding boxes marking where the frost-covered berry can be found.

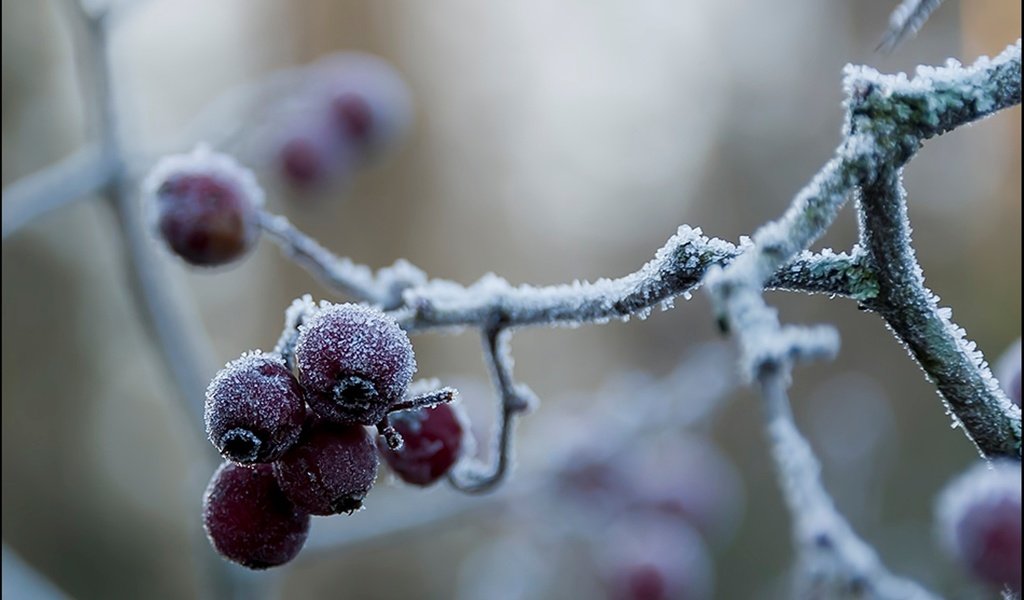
[378,402,466,486]
[143,146,263,266]
[315,53,413,159]
[295,303,416,426]
[937,460,1022,594]
[273,420,378,515]
[202,462,310,570]
[995,339,1021,407]
[597,516,714,600]
[205,352,306,464]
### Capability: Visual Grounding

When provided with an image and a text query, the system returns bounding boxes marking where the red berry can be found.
[205,352,306,464]
[273,421,379,516]
[938,461,1022,594]
[202,462,310,570]
[378,402,466,486]
[144,146,262,266]
[295,303,416,426]
[314,53,412,158]
[280,136,328,187]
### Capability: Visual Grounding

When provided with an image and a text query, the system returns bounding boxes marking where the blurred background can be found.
[2,0,1020,598]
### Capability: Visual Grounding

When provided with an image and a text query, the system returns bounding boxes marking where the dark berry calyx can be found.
[220,428,263,463]
[333,375,380,413]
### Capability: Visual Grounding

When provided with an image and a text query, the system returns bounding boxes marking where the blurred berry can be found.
[597,515,714,600]
[937,460,1021,593]
[295,303,416,426]
[273,420,378,515]
[202,462,310,570]
[378,402,466,486]
[205,352,306,464]
[143,146,262,266]
[315,52,413,159]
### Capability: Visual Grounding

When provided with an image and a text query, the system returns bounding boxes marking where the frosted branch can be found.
[447,328,537,494]
[859,169,1022,457]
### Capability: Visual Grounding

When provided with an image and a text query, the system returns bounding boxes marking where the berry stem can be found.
[388,387,457,414]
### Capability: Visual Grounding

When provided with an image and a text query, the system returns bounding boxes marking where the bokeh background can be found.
[2,0,1020,598]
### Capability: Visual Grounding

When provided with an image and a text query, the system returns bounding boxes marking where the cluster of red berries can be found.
[276,53,412,190]
[201,302,466,569]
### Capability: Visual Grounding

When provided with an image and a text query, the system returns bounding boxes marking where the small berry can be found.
[937,460,1022,593]
[378,402,466,486]
[314,53,413,158]
[205,353,306,464]
[280,136,328,187]
[273,420,379,515]
[202,462,310,570]
[597,515,714,600]
[295,303,416,426]
[143,146,263,266]
[995,339,1021,407]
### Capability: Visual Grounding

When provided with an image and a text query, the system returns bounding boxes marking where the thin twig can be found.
[447,328,536,494]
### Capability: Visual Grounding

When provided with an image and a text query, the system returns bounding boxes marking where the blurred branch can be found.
[878,0,946,53]
[1,145,116,240]
[1,545,71,600]
[759,375,939,598]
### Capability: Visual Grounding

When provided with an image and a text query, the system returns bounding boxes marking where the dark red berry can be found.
[145,147,262,266]
[202,462,310,570]
[938,461,1022,593]
[378,402,466,486]
[273,421,379,516]
[280,136,328,187]
[598,516,714,600]
[205,353,306,464]
[314,53,412,158]
[295,303,416,426]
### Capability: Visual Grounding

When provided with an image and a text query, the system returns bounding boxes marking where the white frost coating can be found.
[141,144,265,228]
